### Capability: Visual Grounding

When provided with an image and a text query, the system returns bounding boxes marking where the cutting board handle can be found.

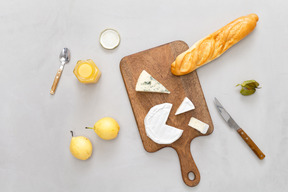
[175,144,200,187]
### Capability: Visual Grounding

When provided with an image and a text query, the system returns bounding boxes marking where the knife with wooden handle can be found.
[214,97,265,160]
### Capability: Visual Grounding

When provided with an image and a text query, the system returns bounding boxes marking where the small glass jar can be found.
[73,59,101,84]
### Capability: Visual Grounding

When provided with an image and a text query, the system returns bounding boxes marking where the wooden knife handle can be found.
[175,144,200,187]
[50,68,63,95]
[237,128,265,160]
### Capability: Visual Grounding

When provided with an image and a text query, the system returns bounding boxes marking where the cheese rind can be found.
[175,97,195,115]
[136,70,170,94]
[188,117,209,134]
[144,103,183,144]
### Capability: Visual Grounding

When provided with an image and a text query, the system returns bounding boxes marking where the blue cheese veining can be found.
[136,70,170,94]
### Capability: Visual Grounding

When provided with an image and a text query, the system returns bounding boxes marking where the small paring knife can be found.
[214,97,265,160]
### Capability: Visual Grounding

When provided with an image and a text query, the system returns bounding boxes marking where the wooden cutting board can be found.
[120,41,214,187]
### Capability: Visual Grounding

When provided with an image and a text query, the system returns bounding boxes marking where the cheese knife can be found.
[214,97,265,160]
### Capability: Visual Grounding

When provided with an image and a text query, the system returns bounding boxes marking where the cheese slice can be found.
[175,97,195,115]
[144,103,183,144]
[136,70,170,94]
[188,117,209,134]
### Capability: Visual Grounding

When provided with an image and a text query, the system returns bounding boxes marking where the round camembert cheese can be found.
[144,103,183,144]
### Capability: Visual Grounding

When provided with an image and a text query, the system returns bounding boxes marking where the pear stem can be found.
[85,127,94,130]
[70,131,74,137]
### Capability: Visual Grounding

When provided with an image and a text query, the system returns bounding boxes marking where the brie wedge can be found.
[144,103,183,144]
[175,97,195,115]
[136,70,170,94]
[188,117,209,134]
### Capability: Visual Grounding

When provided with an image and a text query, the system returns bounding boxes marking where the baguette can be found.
[171,14,259,76]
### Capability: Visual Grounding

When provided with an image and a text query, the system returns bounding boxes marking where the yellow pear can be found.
[86,117,120,140]
[69,131,93,160]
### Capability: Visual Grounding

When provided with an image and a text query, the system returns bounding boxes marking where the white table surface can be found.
[1,0,288,191]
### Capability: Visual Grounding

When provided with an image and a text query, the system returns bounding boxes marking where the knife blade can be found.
[214,97,265,160]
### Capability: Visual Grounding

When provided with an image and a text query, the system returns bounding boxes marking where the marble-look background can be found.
[1,0,287,191]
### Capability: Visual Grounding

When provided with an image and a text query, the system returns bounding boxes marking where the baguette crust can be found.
[171,14,259,76]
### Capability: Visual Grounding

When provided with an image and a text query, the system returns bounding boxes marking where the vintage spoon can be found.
[50,48,71,95]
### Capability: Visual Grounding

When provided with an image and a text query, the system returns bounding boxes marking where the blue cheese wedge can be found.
[188,117,209,134]
[175,97,195,115]
[136,70,170,94]
[144,103,183,144]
